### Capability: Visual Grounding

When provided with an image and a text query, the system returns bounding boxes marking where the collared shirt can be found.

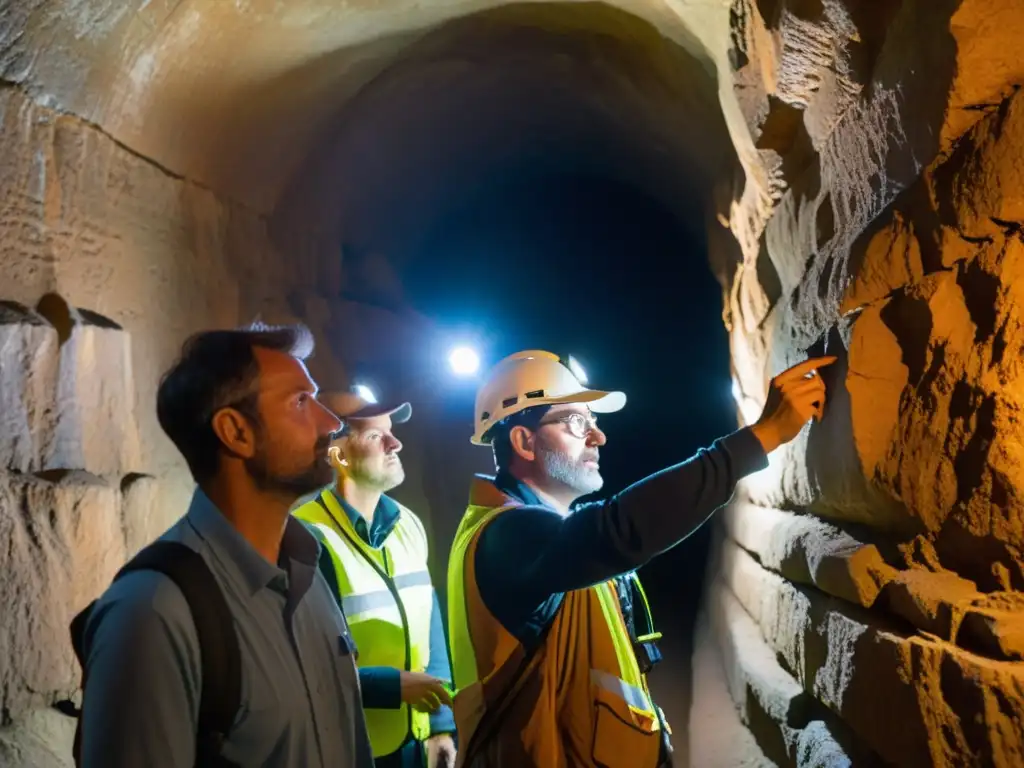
[78,489,375,768]
[335,492,402,549]
[323,491,457,741]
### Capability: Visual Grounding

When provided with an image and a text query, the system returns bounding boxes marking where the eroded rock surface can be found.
[701,0,1024,765]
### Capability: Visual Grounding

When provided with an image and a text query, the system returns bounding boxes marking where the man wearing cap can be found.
[292,389,458,768]
[447,350,835,767]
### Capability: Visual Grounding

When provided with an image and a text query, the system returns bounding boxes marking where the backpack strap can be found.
[118,542,242,765]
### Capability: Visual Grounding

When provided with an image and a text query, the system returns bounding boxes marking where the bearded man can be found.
[75,323,374,768]
[447,349,834,768]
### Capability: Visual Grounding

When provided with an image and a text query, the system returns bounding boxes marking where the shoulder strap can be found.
[118,542,242,767]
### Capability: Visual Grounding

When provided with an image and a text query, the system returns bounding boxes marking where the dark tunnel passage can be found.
[7,0,1024,765]
[404,170,739,755]
[270,6,744,748]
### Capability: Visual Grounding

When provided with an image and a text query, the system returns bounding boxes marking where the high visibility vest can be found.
[447,476,668,768]
[293,490,435,757]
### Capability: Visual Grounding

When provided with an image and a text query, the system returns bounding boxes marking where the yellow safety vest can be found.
[447,477,668,768]
[293,489,435,757]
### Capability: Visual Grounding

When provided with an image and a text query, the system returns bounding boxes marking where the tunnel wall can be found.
[0,81,342,763]
[695,1,1024,766]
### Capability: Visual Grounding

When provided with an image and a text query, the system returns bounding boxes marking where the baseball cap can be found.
[321,388,412,429]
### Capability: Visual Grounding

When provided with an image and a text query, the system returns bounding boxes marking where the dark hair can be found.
[489,405,551,474]
[156,322,315,484]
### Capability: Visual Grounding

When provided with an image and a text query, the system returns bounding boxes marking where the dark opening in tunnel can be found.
[400,169,738,749]
[270,2,744,751]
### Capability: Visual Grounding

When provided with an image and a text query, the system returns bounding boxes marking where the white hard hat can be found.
[471,350,626,445]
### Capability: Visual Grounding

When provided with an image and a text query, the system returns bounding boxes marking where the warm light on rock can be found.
[1,0,1023,765]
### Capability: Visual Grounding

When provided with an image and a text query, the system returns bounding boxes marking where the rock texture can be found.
[0,0,1022,765]
[0,78,341,762]
[698,0,1024,765]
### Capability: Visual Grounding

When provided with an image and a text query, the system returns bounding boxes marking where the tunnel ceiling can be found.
[5,0,738,221]
[274,3,738,262]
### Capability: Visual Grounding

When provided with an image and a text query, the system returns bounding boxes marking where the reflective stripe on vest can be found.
[448,489,663,767]
[343,569,434,621]
[590,669,651,712]
[293,491,434,757]
[592,577,658,719]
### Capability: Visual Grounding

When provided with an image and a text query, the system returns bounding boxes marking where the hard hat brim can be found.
[470,388,626,445]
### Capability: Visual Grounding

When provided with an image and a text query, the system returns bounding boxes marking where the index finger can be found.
[433,681,454,706]
[778,356,837,382]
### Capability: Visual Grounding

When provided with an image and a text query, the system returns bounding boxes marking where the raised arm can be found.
[476,427,766,629]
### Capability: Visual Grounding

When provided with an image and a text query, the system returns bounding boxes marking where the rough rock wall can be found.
[697,0,1024,766]
[0,82,338,765]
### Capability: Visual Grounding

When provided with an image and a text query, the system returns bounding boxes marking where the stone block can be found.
[688,608,777,768]
[875,568,980,641]
[932,83,1024,241]
[723,501,993,642]
[0,302,59,473]
[37,294,143,478]
[957,592,1024,662]
[0,293,144,480]
[0,471,126,723]
[0,708,75,768]
[719,538,1024,767]
[723,501,894,608]
[120,472,159,557]
[709,577,808,730]
[940,0,1024,148]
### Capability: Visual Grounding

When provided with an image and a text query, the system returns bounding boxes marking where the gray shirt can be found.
[78,488,374,768]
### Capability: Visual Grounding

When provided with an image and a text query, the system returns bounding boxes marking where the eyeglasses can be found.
[537,412,599,440]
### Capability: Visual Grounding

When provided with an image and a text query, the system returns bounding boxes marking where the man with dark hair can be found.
[447,349,835,768]
[74,322,375,768]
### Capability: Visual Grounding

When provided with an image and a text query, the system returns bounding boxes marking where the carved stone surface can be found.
[0,472,126,724]
[0,0,1020,765]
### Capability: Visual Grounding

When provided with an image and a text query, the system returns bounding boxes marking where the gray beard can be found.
[537,443,603,497]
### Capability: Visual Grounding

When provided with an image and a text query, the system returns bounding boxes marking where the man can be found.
[293,389,458,768]
[76,323,374,768]
[447,349,835,767]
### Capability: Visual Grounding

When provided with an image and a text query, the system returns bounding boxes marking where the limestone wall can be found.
[697,0,1024,765]
[0,82,339,765]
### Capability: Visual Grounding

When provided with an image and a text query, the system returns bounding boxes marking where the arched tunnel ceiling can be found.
[274,3,740,261]
[5,0,743,220]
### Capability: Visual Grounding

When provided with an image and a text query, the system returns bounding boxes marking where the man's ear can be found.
[328,441,350,468]
[508,425,536,463]
[211,407,258,459]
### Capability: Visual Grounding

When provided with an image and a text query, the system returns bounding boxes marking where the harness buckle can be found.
[634,632,663,675]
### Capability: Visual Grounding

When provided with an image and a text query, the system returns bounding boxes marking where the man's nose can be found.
[385,434,403,453]
[587,425,607,447]
[317,400,343,434]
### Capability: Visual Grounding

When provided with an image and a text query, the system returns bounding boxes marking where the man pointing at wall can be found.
[447,350,833,767]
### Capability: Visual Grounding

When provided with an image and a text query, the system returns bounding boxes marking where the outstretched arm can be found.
[477,427,767,630]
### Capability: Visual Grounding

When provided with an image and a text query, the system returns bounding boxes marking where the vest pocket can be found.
[591,700,661,768]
